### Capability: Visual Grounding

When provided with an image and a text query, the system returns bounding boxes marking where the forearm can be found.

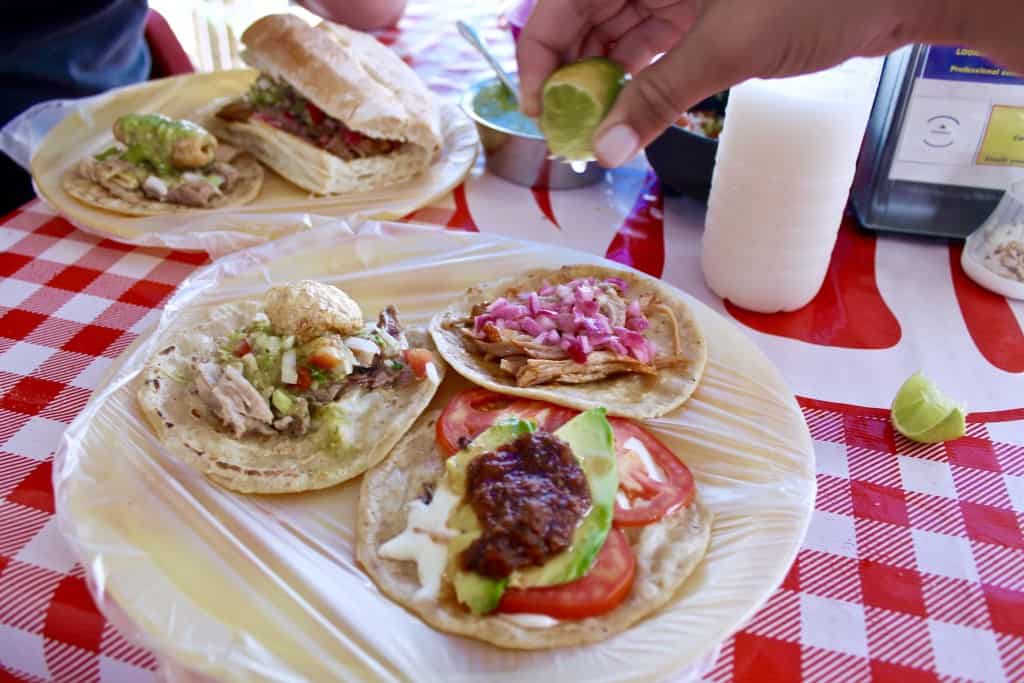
[901,0,1024,72]
[295,0,408,30]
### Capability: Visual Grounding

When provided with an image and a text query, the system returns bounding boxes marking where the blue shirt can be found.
[0,1,151,125]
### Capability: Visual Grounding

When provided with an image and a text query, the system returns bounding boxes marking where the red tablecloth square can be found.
[61,325,125,357]
[118,280,175,308]
[33,219,75,240]
[982,584,1024,637]
[844,415,896,454]
[947,436,1002,472]
[43,575,104,652]
[960,501,1024,549]
[0,377,64,416]
[45,266,102,294]
[0,253,32,278]
[859,560,927,616]
[732,633,801,683]
[851,481,910,526]
[869,660,940,682]
[0,310,47,342]
[781,562,800,591]
[7,462,54,515]
[95,239,135,253]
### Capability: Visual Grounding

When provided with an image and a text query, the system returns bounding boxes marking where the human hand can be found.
[516,0,946,167]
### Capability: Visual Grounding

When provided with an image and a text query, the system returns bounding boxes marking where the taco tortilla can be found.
[357,403,712,649]
[137,280,444,494]
[64,113,263,216]
[430,265,708,420]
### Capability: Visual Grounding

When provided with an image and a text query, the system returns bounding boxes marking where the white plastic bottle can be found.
[701,58,884,313]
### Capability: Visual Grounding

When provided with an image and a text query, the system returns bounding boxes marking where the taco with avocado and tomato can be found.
[137,280,444,494]
[430,265,708,420]
[357,388,711,649]
[64,113,264,215]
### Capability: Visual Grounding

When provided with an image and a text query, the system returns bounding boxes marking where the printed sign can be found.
[921,46,1024,85]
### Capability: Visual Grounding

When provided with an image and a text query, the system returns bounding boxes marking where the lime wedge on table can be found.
[890,372,967,443]
[540,57,626,162]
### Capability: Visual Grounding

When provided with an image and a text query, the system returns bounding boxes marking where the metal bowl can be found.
[461,77,605,190]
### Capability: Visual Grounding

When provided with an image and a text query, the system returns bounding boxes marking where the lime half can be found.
[890,372,967,443]
[540,57,626,162]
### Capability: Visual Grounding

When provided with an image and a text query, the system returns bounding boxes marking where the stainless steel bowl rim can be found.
[461,77,545,141]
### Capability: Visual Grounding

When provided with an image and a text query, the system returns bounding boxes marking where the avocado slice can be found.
[511,408,618,589]
[445,408,619,615]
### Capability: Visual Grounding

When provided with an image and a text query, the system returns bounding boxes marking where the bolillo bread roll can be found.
[205,14,443,196]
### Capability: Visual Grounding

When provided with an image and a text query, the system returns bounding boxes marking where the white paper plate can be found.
[55,222,815,682]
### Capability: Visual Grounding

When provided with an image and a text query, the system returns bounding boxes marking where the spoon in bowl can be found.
[456,20,521,103]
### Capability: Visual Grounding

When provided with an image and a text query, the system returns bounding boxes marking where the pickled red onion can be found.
[472,278,656,363]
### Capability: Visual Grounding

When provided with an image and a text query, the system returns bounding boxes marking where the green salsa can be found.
[472,82,541,137]
[113,113,214,177]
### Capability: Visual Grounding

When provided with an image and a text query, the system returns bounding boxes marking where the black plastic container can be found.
[644,93,727,200]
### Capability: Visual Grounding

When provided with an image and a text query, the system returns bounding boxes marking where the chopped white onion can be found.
[425,362,440,384]
[280,349,298,385]
[142,175,168,198]
[345,336,379,367]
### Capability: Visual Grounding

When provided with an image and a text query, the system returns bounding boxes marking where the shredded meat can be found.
[193,362,274,437]
[217,99,254,123]
[308,381,345,404]
[272,397,311,436]
[450,287,688,387]
[377,305,403,340]
[167,180,219,208]
[516,352,659,387]
[347,355,413,390]
[78,157,142,201]
[209,161,240,192]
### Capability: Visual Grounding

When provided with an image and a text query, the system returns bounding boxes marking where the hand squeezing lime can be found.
[890,372,967,443]
[540,57,626,162]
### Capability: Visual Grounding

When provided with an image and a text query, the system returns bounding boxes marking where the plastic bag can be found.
[0,71,478,257]
[53,220,815,682]
[962,180,1024,300]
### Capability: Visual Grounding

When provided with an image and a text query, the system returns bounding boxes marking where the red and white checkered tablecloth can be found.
[1,200,1023,682]
[2,1,1024,681]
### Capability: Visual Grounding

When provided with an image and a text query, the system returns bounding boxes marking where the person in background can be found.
[516,0,1024,168]
[0,0,407,215]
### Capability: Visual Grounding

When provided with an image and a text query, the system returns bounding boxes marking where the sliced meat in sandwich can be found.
[206,14,443,195]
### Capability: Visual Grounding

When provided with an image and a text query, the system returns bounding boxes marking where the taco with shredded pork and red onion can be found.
[430,265,708,419]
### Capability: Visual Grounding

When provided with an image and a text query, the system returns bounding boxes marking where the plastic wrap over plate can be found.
[21,70,478,255]
[54,221,815,682]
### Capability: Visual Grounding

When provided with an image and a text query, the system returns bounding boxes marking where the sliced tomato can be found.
[309,346,345,370]
[233,338,251,357]
[497,528,635,619]
[610,419,694,527]
[306,102,325,126]
[293,366,312,392]
[403,348,435,380]
[435,388,576,456]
